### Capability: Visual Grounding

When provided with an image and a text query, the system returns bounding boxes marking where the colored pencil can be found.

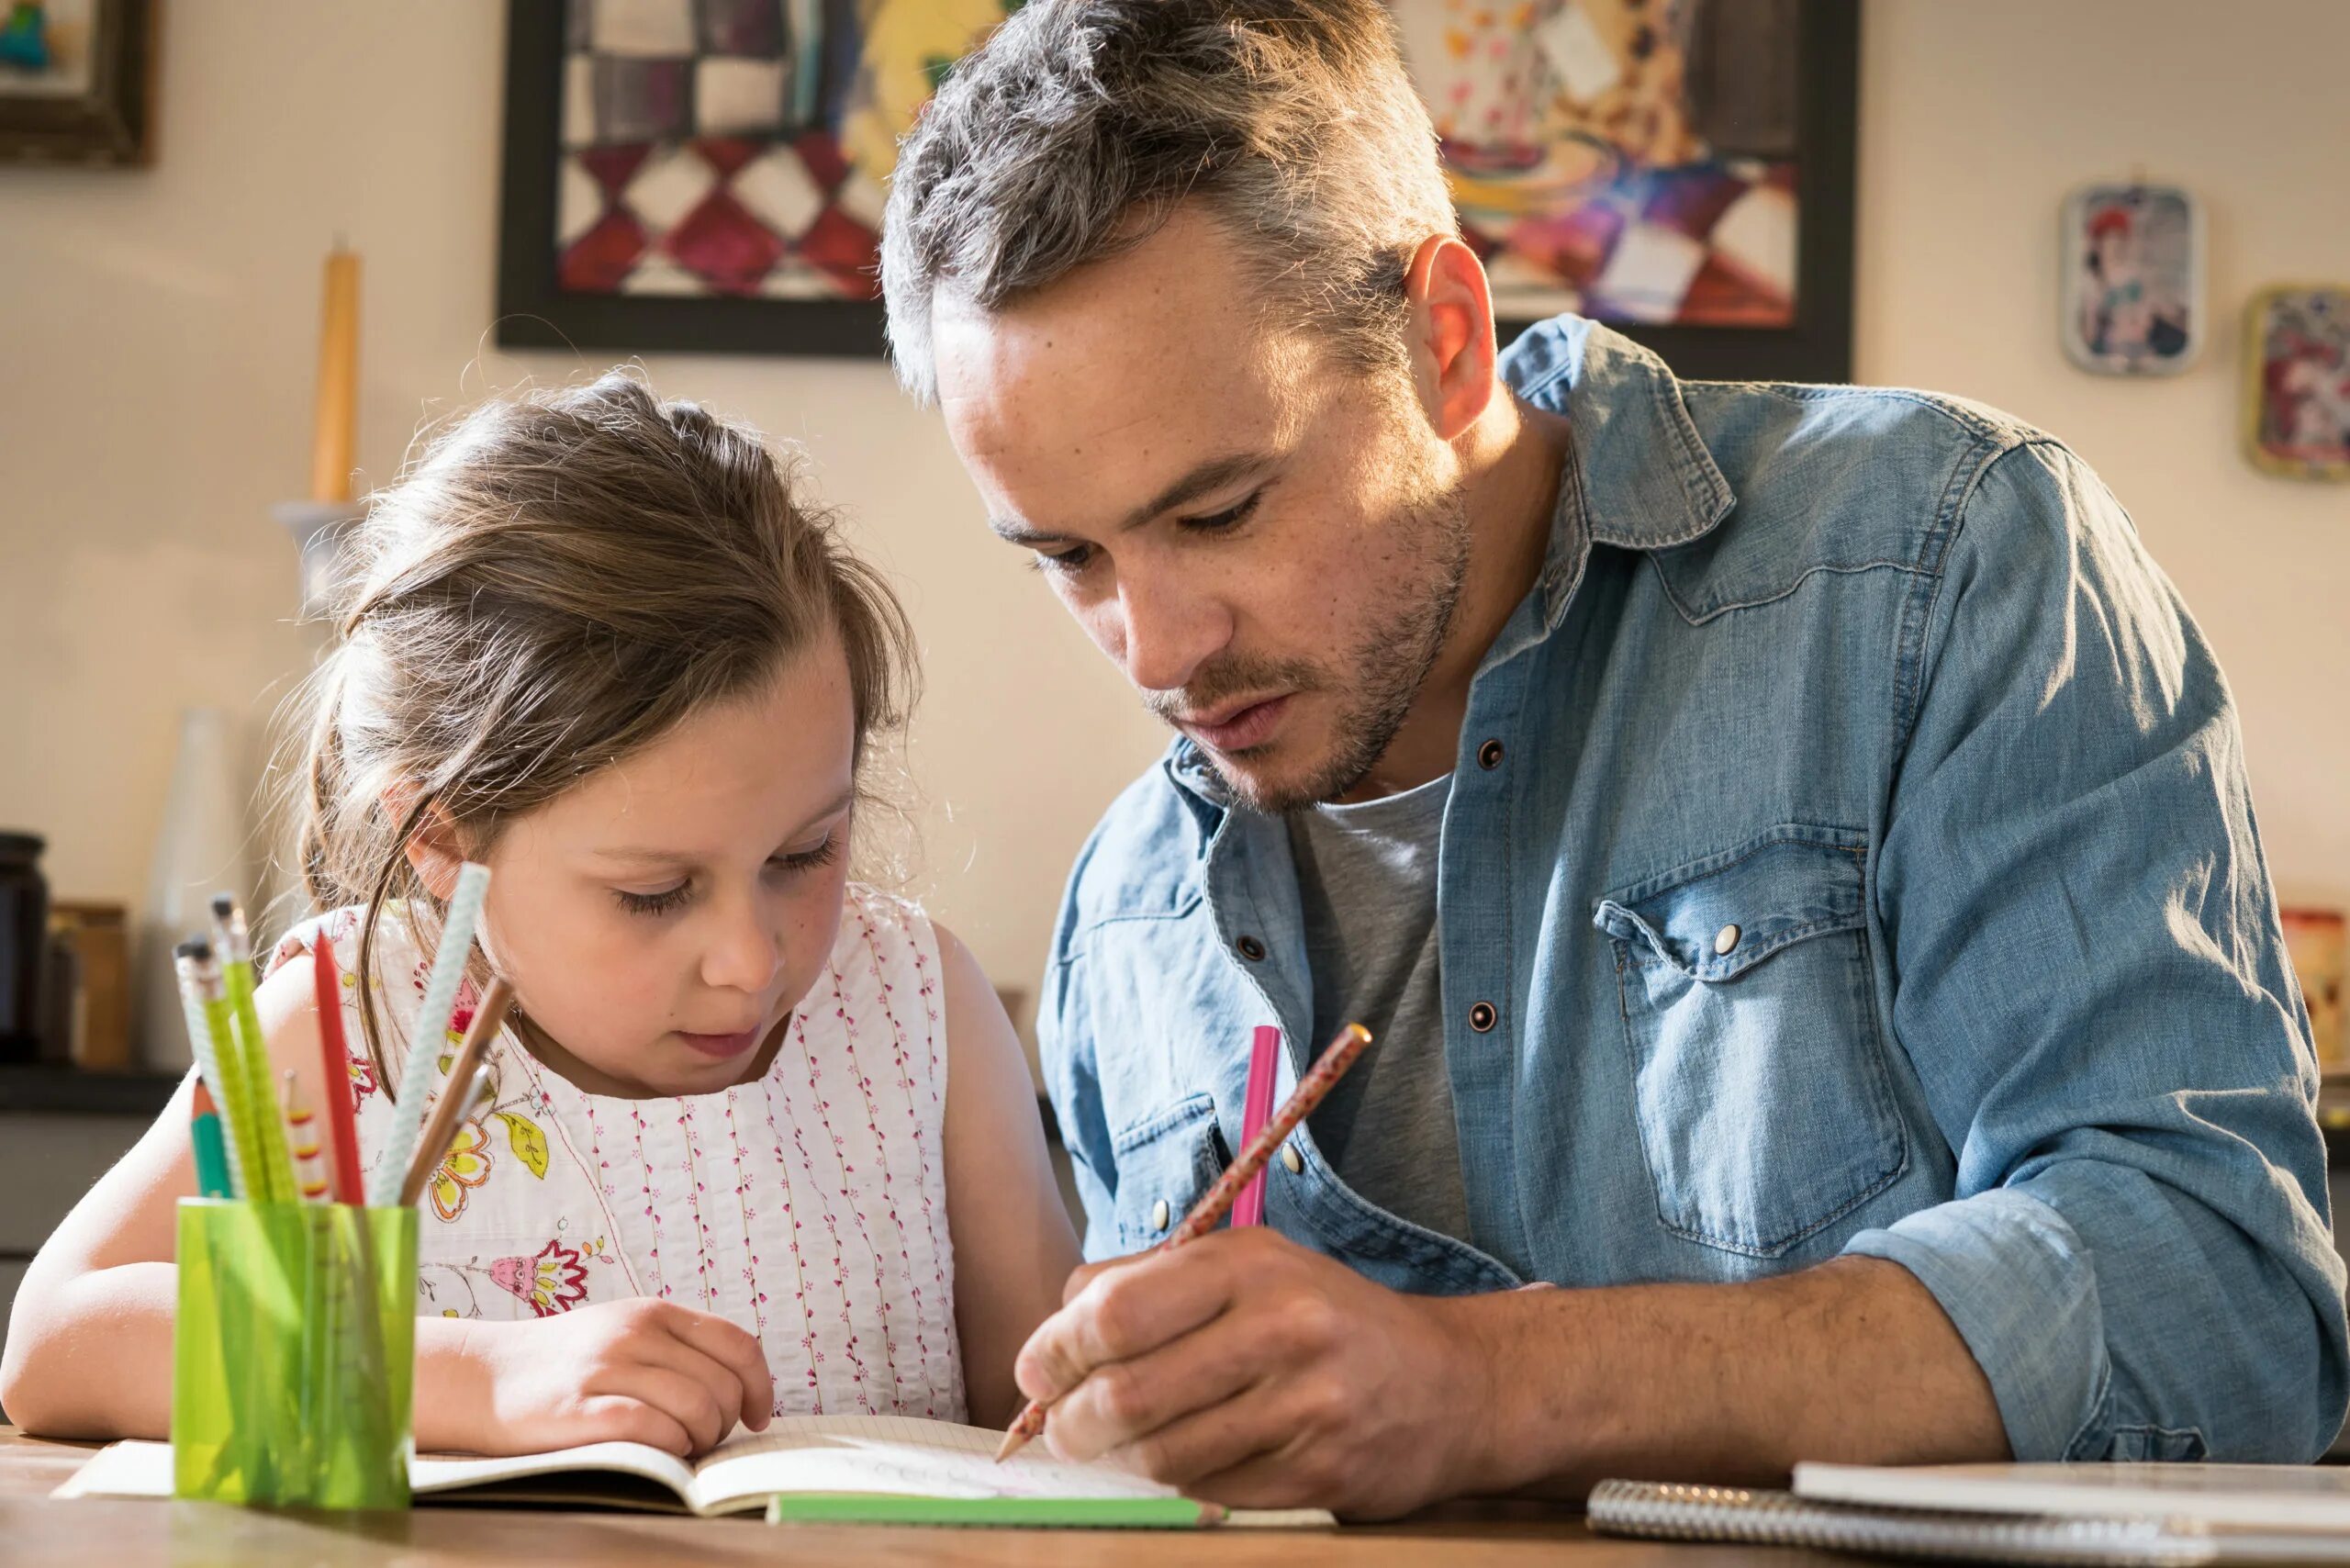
[310,931,366,1205]
[191,943,284,1204]
[282,1070,331,1202]
[369,861,490,1206]
[995,1021,1374,1462]
[174,939,243,1200]
[209,896,299,1205]
[1231,1025,1282,1229]
[398,976,516,1207]
[188,1081,233,1200]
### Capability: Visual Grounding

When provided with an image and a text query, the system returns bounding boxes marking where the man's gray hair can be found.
[880,0,1457,405]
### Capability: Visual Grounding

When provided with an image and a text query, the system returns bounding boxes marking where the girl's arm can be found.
[0,954,771,1455]
[935,924,1083,1428]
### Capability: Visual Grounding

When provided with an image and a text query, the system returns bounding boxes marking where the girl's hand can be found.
[461,1297,776,1458]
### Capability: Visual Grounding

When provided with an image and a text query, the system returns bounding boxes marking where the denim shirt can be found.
[1037,316,2350,1464]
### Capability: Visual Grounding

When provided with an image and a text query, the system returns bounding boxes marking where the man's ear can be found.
[1403,232,1500,443]
[384,785,464,902]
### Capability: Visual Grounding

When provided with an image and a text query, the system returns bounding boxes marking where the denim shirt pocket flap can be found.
[1108,1092,1227,1251]
[1593,828,1869,981]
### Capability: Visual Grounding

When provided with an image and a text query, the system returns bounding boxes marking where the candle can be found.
[309,246,361,504]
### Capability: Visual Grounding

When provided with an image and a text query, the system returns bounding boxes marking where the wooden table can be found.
[0,1427,1850,1566]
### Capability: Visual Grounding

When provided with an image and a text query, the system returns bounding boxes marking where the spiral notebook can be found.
[1589,1478,2350,1565]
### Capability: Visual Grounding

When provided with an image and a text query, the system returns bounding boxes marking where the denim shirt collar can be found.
[1164,317,1738,814]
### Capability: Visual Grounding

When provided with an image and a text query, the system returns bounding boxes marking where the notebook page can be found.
[687,1415,1180,1513]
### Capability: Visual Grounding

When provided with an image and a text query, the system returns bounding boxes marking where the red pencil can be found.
[312,932,366,1205]
[995,1021,1373,1462]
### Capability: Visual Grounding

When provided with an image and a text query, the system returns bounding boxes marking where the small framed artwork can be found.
[0,0,154,165]
[2282,909,2346,1077]
[2059,183,2201,375]
[2244,285,2350,482]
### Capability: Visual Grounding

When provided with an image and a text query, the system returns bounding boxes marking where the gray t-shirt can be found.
[1286,773,1472,1242]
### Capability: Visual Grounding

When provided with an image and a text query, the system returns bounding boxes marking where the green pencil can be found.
[209,896,298,1205]
[765,1495,1227,1529]
[188,1081,233,1199]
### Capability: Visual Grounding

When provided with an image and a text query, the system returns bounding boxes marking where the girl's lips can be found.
[676,1028,760,1060]
[1187,694,1292,753]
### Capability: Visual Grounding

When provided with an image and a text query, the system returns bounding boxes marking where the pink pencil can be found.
[995,1022,1372,1462]
[1231,1025,1281,1228]
[312,932,366,1205]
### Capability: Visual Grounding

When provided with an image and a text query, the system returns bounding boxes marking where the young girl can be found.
[0,374,1080,1456]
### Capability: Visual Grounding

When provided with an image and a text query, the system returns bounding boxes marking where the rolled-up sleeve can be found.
[1844,439,2348,1462]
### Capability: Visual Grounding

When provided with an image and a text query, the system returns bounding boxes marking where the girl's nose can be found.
[702,903,783,995]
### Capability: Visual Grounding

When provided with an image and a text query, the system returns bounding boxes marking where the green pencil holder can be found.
[172,1199,418,1509]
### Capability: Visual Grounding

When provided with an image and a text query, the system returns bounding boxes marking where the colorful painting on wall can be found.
[2244,286,2350,482]
[0,0,152,164]
[2059,184,2202,375]
[498,0,1856,376]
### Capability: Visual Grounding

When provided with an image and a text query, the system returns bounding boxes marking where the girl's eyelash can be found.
[616,882,691,917]
[613,835,838,917]
[774,834,842,873]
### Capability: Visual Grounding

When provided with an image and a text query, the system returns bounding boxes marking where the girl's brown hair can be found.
[286,371,917,1093]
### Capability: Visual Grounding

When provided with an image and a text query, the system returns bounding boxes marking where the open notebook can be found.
[57,1415,1334,1529]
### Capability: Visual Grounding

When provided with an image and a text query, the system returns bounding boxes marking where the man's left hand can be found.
[1015,1226,1497,1517]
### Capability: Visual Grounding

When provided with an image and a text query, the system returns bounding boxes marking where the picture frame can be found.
[0,0,155,167]
[2058,183,2203,376]
[2242,284,2350,483]
[498,0,1858,381]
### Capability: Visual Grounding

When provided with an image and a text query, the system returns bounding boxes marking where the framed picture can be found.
[2243,285,2350,482]
[499,0,1858,379]
[0,0,154,165]
[2059,183,2202,375]
[1397,0,1857,382]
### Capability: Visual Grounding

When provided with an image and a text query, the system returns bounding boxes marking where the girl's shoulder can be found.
[264,903,434,1002]
[834,880,943,974]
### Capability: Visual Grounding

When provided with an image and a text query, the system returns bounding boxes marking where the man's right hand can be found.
[444,1297,775,1457]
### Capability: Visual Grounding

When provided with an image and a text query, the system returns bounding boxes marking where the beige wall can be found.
[2,1,2344,1053]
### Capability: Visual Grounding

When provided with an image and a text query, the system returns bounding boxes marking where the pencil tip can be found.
[992,1432,1024,1463]
[191,1081,215,1114]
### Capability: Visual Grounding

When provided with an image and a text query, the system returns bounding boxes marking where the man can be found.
[881,0,2347,1517]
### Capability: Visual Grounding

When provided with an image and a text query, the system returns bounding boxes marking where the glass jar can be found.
[0,831,50,1063]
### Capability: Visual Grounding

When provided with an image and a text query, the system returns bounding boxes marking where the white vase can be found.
[137,708,252,1073]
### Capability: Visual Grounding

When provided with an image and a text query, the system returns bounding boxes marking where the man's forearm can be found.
[1448,1256,2010,1495]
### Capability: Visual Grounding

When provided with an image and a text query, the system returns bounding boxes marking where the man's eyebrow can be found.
[987,451,1280,548]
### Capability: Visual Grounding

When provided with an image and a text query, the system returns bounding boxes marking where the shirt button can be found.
[1469,1001,1497,1033]
[1235,935,1268,962]
[1714,924,1741,956]
[1150,1198,1170,1230]
[1477,738,1505,769]
[1281,1145,1304,1175]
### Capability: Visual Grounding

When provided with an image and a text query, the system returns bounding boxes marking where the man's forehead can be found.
[932,288,1309,538]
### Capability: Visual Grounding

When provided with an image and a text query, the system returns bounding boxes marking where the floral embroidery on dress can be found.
[420,1236,614,1319]
[429,1119,494,1221]
[491,1239,592,1316]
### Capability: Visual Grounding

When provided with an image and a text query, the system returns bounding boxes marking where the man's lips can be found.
[1179,694,1293,753]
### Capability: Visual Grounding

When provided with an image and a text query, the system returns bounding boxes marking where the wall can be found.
[2,1,2344,1063]
[1854,0,2350,911]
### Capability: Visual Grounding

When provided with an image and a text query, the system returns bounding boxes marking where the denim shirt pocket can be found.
[1593,825,1907,1258]
[1108,1092,1228,1252]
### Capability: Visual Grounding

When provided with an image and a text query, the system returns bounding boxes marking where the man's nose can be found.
[1112,570,1230,697]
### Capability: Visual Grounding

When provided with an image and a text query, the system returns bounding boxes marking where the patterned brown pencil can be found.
[995,1022,1373,1462]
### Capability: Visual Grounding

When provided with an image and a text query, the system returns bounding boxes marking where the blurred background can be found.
[0,0,2344,1403]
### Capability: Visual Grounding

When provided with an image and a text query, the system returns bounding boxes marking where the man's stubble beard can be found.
[1147,470,1472,813]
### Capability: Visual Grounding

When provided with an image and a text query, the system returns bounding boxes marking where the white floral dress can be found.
[270,884,965,1421]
